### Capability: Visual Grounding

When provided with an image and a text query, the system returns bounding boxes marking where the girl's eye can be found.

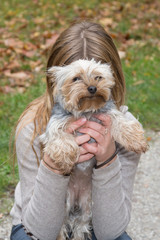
[95,76,103,81]
[73,77,80,82]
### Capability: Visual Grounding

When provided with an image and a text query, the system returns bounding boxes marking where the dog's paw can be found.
[124,127,149,154]
[117,122,148,153]
[42,133,79,175]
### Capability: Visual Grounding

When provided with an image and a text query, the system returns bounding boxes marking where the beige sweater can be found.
[10,108,140,240]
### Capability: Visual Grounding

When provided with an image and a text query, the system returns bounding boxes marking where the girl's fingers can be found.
[82,120,105,133]
[78,127,104,144]
[75,134,90,145]
[66,118,87,134]
[94,114,111,127]
[82,142,98,154]
[79,146,88,155]
[78,153,94,163]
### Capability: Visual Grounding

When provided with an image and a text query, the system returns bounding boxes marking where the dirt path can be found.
[0,131,160,240]
[127,130,160,240]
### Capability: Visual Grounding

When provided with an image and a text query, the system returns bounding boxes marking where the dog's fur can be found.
[40,59,148,240]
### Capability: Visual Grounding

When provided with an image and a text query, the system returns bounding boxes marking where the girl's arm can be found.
[16,122,69,240]
[92,149,140,240]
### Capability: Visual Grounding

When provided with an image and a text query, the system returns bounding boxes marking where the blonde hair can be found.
[16,21,126,164]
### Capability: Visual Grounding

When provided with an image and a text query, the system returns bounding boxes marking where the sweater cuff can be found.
[38,161,70,190]
[92,156,121,186]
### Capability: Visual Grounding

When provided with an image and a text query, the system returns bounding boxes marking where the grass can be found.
[0,0,160,197]
[0,74,45,197]
[123,42,160,129]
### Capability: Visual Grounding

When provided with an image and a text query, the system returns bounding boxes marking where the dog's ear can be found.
[47,66,63,83]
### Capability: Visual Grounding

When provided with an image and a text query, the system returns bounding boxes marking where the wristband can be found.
[43,159,70,176]
[43,158,62,172]
[94,146,119,169]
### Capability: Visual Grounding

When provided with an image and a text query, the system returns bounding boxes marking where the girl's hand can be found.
[78,114,116,165]
[66,118,95,163]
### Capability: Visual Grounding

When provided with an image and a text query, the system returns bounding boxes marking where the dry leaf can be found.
[4,38,23,48]
[9,78,26,87]
[4,60,20,70]
[42,33,59,52]
[34,17,44,24]
[17,87,26,93]
[31,32,41,39]
[118,51,126,59]
[29,60,42,69]
[133,80,144,86]
[23,42,37,50]
[4,71,29,80]
[101,9,110,17]
[18,23,28,30]
[35,64,43,72]
[99,18,113,26]
[22,50,36,58]
[146,136,152,142]
[0,85,15,94]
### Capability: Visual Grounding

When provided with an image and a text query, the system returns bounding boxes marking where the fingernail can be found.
[78,128,84,132]
[81,118,87,123]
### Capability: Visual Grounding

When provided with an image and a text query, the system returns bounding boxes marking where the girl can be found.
[10,21,140,240]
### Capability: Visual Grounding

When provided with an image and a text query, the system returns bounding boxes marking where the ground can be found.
[0,130,159,240]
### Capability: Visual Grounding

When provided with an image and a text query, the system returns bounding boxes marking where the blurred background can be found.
[0,0,160,239]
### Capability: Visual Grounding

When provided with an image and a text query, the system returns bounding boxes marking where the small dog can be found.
[40,59,148,240]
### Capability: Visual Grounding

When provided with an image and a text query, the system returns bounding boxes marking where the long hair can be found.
[15,21,125,164]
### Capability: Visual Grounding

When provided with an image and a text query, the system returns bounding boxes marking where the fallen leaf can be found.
[22,50,36,58]
[3,60,20,70]
[41,33,59,52]
[133,80,145,86]
[18,23,28,30]
[9,78,27,87]
[0,48,6,55]
[110,32,118,39]
[101,9,110,17]
[4,71,30,80]
[34,17,44,24]
[43,31,54,39]
[146,136,152,142]
[99,18,113,26]
[29,60,42,69]
[4,38,23,48]
[118,51,126,59]
[35,64,44,72]
[0,85,15,94]
[17,87,26,93]
[23,42,37,50]
[31,32,41,39]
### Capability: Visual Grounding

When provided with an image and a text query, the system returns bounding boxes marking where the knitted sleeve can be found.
[16,122,69,240]
[91,109,141,239]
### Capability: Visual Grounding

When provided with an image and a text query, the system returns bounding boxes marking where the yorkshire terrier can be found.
[40,59,148,240]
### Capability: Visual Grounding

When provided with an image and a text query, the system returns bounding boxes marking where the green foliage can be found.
[0,76,45,196]
[123,43,160,129]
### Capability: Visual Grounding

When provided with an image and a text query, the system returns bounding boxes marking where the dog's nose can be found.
[87,86,97,94]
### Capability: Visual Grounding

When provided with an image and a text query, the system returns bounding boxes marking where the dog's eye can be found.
[73,77,80,82]
[95,76,103,81]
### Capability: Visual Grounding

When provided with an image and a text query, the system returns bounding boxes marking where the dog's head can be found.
[48,59,115,114]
